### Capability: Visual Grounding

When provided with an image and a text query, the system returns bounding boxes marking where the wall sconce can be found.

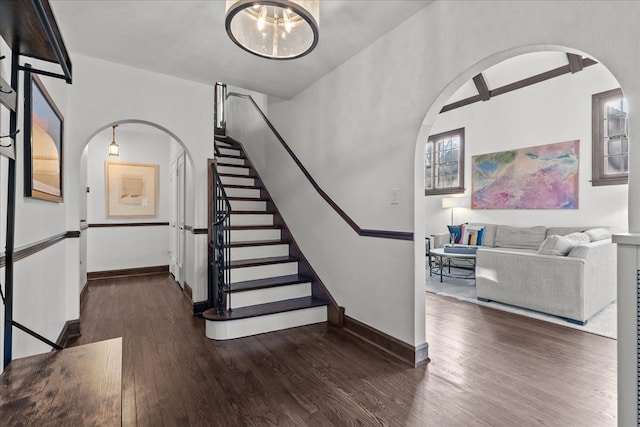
[108,124,119,157]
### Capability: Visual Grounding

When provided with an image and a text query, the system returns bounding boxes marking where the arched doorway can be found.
[79,120,196,289]
[414,45,626,418]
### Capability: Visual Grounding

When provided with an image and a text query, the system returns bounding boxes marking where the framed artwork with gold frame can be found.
[105,161,158,217]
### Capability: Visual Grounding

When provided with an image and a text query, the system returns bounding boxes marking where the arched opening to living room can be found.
[414,47,624,423]
[79,120,196,294]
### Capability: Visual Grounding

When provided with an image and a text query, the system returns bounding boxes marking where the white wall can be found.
[0,34,10,372]
[85,124,172,272]
[66,54,213,301]
[425,60,628,237]
[228,86,417,345]
[0,36,77,367]
[264,1,640,423]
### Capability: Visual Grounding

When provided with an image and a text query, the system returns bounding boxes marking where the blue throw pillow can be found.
[447,225,462,244]
[476,227,484,246]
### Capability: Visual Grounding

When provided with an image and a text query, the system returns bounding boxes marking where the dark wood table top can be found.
[0,337,122,426]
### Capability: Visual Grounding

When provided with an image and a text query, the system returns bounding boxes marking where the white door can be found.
[169,159,178,279]
[177,154,186,286]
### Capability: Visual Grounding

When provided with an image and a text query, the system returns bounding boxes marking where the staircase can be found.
[203,137,330,340]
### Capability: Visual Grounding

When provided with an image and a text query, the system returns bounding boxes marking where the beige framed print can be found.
[105,161,158,217]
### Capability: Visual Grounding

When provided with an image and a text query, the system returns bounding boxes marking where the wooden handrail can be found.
[226,92,413,241]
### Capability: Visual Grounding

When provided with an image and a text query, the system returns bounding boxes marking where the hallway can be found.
[71,274,616,426]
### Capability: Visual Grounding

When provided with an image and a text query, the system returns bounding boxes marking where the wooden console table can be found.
[0,337,122,425]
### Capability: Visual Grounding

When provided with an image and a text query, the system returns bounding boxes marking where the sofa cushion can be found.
[495,225,547,249]
[546,226,590,237]
[537,232,591,256]
[585,227,611,242]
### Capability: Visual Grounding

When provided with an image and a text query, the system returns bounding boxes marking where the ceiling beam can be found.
[473,73,491,101]
[567,53,584,73]
[440,57,598,114]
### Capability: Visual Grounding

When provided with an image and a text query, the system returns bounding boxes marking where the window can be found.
[425,128,465,195]
[592,88,628,186]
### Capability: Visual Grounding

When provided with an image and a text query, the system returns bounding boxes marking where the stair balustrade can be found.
[208,154,232,315]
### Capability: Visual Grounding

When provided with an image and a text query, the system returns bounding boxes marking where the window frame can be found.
[424,127,465,196]
[592,88,629,186]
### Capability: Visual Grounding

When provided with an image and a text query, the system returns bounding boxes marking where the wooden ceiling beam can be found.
[567,53,584,73]
[473,73,491,101]
[440,57,598,114]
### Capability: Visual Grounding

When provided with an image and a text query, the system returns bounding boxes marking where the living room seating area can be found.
[431,224,617,325]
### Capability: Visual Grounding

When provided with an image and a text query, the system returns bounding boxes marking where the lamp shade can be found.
[108,141,119,156]
[442,197,464,209]
[108,124,119,157]
[225,0,319,60]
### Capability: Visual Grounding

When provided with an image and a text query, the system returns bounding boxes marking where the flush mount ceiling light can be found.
[108,124,119,156]
[225,0,319,60]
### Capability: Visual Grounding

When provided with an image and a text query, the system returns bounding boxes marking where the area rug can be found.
[426,270,616,339]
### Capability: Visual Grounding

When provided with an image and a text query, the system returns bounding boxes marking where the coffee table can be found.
[429,247,477,282]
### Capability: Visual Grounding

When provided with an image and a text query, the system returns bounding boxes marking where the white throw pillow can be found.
[563,232,591,247]
[537,233,590,256]
[537,235,560,255]
[585,228,611,242]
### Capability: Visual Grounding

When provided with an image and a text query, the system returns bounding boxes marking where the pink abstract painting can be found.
[471,140,579,209]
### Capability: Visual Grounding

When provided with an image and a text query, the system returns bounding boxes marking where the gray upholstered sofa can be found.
[431,224,617,324]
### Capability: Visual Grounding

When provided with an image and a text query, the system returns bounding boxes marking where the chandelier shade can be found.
[225,0,319,60]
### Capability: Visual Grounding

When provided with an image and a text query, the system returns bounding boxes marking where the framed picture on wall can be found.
[23,71,64,202]
[105,161,158,217]
[471,139,580,209]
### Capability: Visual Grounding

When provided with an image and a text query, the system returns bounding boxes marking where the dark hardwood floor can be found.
[70,274,616,426]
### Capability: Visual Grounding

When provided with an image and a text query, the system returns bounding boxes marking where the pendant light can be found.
[225,0,319,60]
[108,124,119,157]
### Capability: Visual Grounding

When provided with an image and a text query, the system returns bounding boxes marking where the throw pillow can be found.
[585,228,611,242]
[447,224,463,244]
[564,232,591,247]
[465,225,484,246]
[459,224,467,244]
[537,235,562,255]
[567,245,590,259]
[537,233,590,256]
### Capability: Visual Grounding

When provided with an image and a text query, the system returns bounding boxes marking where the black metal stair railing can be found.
[208,158,232,315]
